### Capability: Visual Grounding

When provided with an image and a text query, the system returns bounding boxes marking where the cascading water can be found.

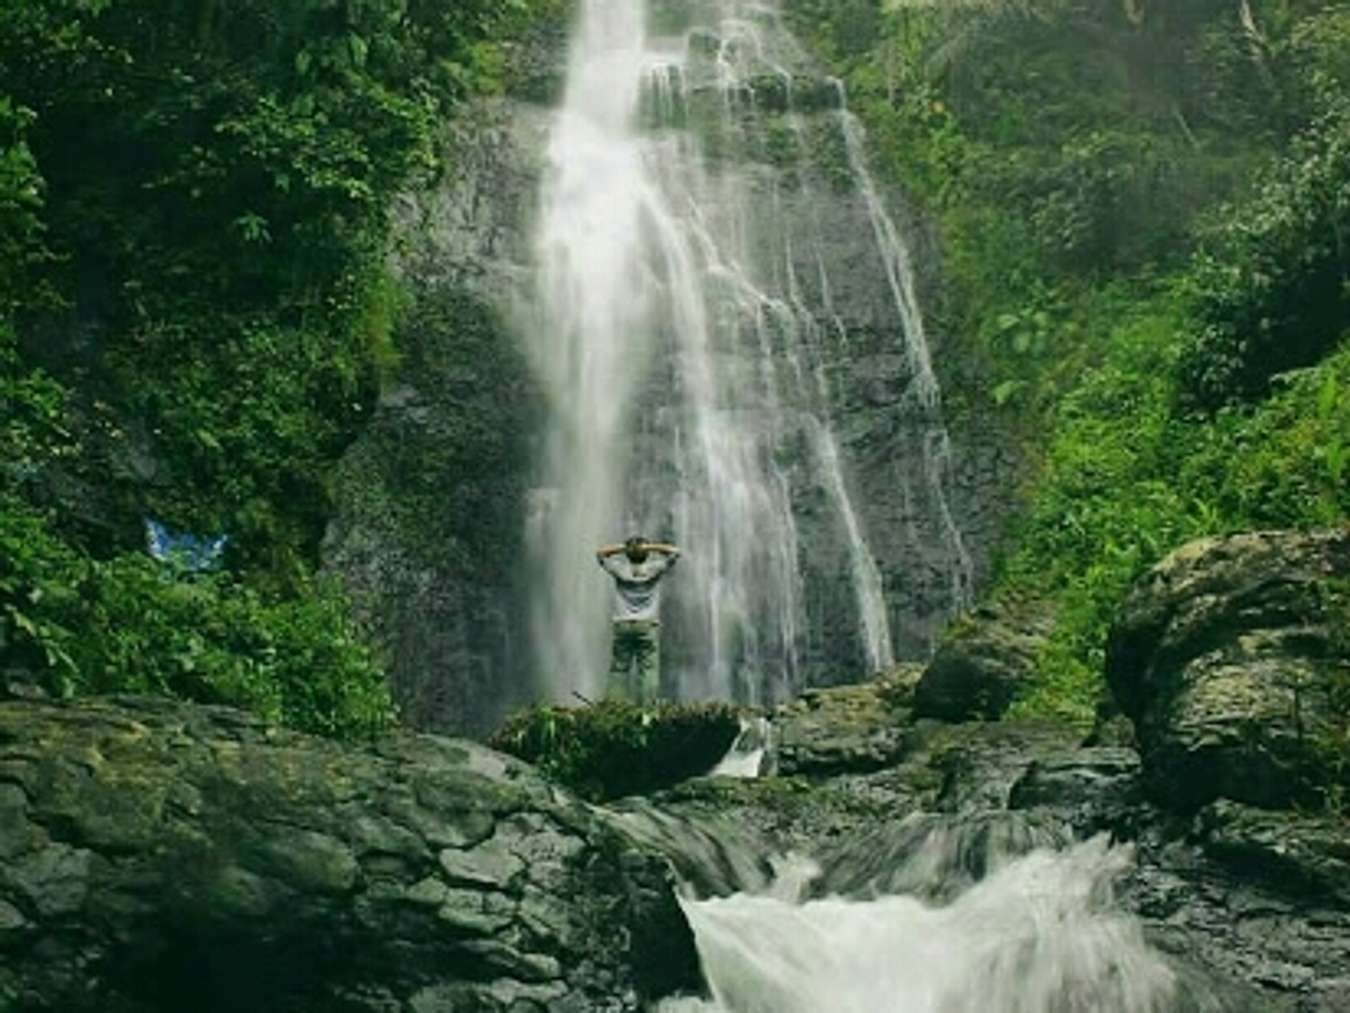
[528,1,657,701]
[657,837,1179,1013]
[526,0,973,705]
[520,9,1209,1008]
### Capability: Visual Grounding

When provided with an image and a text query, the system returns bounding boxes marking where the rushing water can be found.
[660,842,1176,1013]
[657,833,1178,1013]
[526,0,972,705]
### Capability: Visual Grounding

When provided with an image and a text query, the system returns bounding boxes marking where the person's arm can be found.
[646,542,681,556]
[596,544,626,561]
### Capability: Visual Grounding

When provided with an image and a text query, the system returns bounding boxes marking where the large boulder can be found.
[1106,529,1350,812]
[772,667,921,777]
[914,602,1054,721]
[0,697,698,1012]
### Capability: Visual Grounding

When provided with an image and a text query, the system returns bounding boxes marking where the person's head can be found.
[624,535,648,562]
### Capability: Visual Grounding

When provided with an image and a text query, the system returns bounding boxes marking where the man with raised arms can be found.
[595,536,681,702]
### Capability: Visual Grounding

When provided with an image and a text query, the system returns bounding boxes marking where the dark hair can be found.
[624,535,647,552]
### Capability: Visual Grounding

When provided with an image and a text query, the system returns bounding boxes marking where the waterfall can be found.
[834,99,975,616]
[526,0,969,704]
[658,836,1178,1013]
[527,0,656,702]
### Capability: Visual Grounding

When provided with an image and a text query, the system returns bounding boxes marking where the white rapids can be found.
[658,838,1177,1013]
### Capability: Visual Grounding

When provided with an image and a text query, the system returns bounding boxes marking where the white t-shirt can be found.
[599,551,677,622]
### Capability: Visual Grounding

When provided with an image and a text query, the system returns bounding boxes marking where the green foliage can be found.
[0,0,547,571]
[106,316,378,576]
[489,700,743,801]
[1002,329,1350,721]
[0,0,558,733]
[3,310,393,736]
[793,0,1279,432]
[1,324,72,486]
[0,495,392,737]
[1177,94,1350,409]
[786,0,1338,424]
[0,96,50,318]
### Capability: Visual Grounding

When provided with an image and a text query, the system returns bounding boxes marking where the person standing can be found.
[596,535,681,702]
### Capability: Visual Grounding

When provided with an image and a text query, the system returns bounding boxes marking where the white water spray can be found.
[659,838,1177,1013]
[528,0,658,699]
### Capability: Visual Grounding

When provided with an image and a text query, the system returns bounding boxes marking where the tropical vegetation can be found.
[0,0,563,734]
[3,0,1348,739]
[786,0,1350,723]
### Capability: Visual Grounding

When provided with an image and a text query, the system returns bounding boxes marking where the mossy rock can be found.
[489,700,742,801]
[0,696,699,1011]
[1107,529,1350,813]
[915,601,1055,722]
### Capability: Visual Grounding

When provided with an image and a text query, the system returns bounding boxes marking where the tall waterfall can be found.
[526,0,972,705]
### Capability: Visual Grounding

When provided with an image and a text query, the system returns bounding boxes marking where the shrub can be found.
[0,496,392,738]
[1177,95,1350,409]
[488,700,743,801]
[0,95,49,318]
[1000,323,1350,723]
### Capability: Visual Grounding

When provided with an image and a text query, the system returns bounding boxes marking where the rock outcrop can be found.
[1009,745,1350,1012]
[771,666,920,777]
[0,697,698,1012]
[914,601,1054,721]
[1106,529,1350,812]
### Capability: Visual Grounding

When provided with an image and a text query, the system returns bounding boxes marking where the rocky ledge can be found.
[621,529,1350,1010]
[0,698,698,1012]
[3,529,1348,1011]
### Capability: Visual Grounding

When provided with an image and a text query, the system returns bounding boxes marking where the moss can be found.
[758,115,802,170]
[488,700,742,801]
[332,285,538,575]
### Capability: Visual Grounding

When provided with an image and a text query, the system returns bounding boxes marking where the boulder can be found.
[1106,529,1350,812]
[0,697,698,1012]
[914,602,1054,721]
[772,667,920,777]
[1125,801,1350,1012]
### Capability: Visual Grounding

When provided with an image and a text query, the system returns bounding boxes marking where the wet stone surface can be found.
[0,696,698,1013]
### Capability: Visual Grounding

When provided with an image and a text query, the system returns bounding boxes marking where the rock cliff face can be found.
[323,97,553,737]
[325,5,1021,733]
[0,697,698,1012]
